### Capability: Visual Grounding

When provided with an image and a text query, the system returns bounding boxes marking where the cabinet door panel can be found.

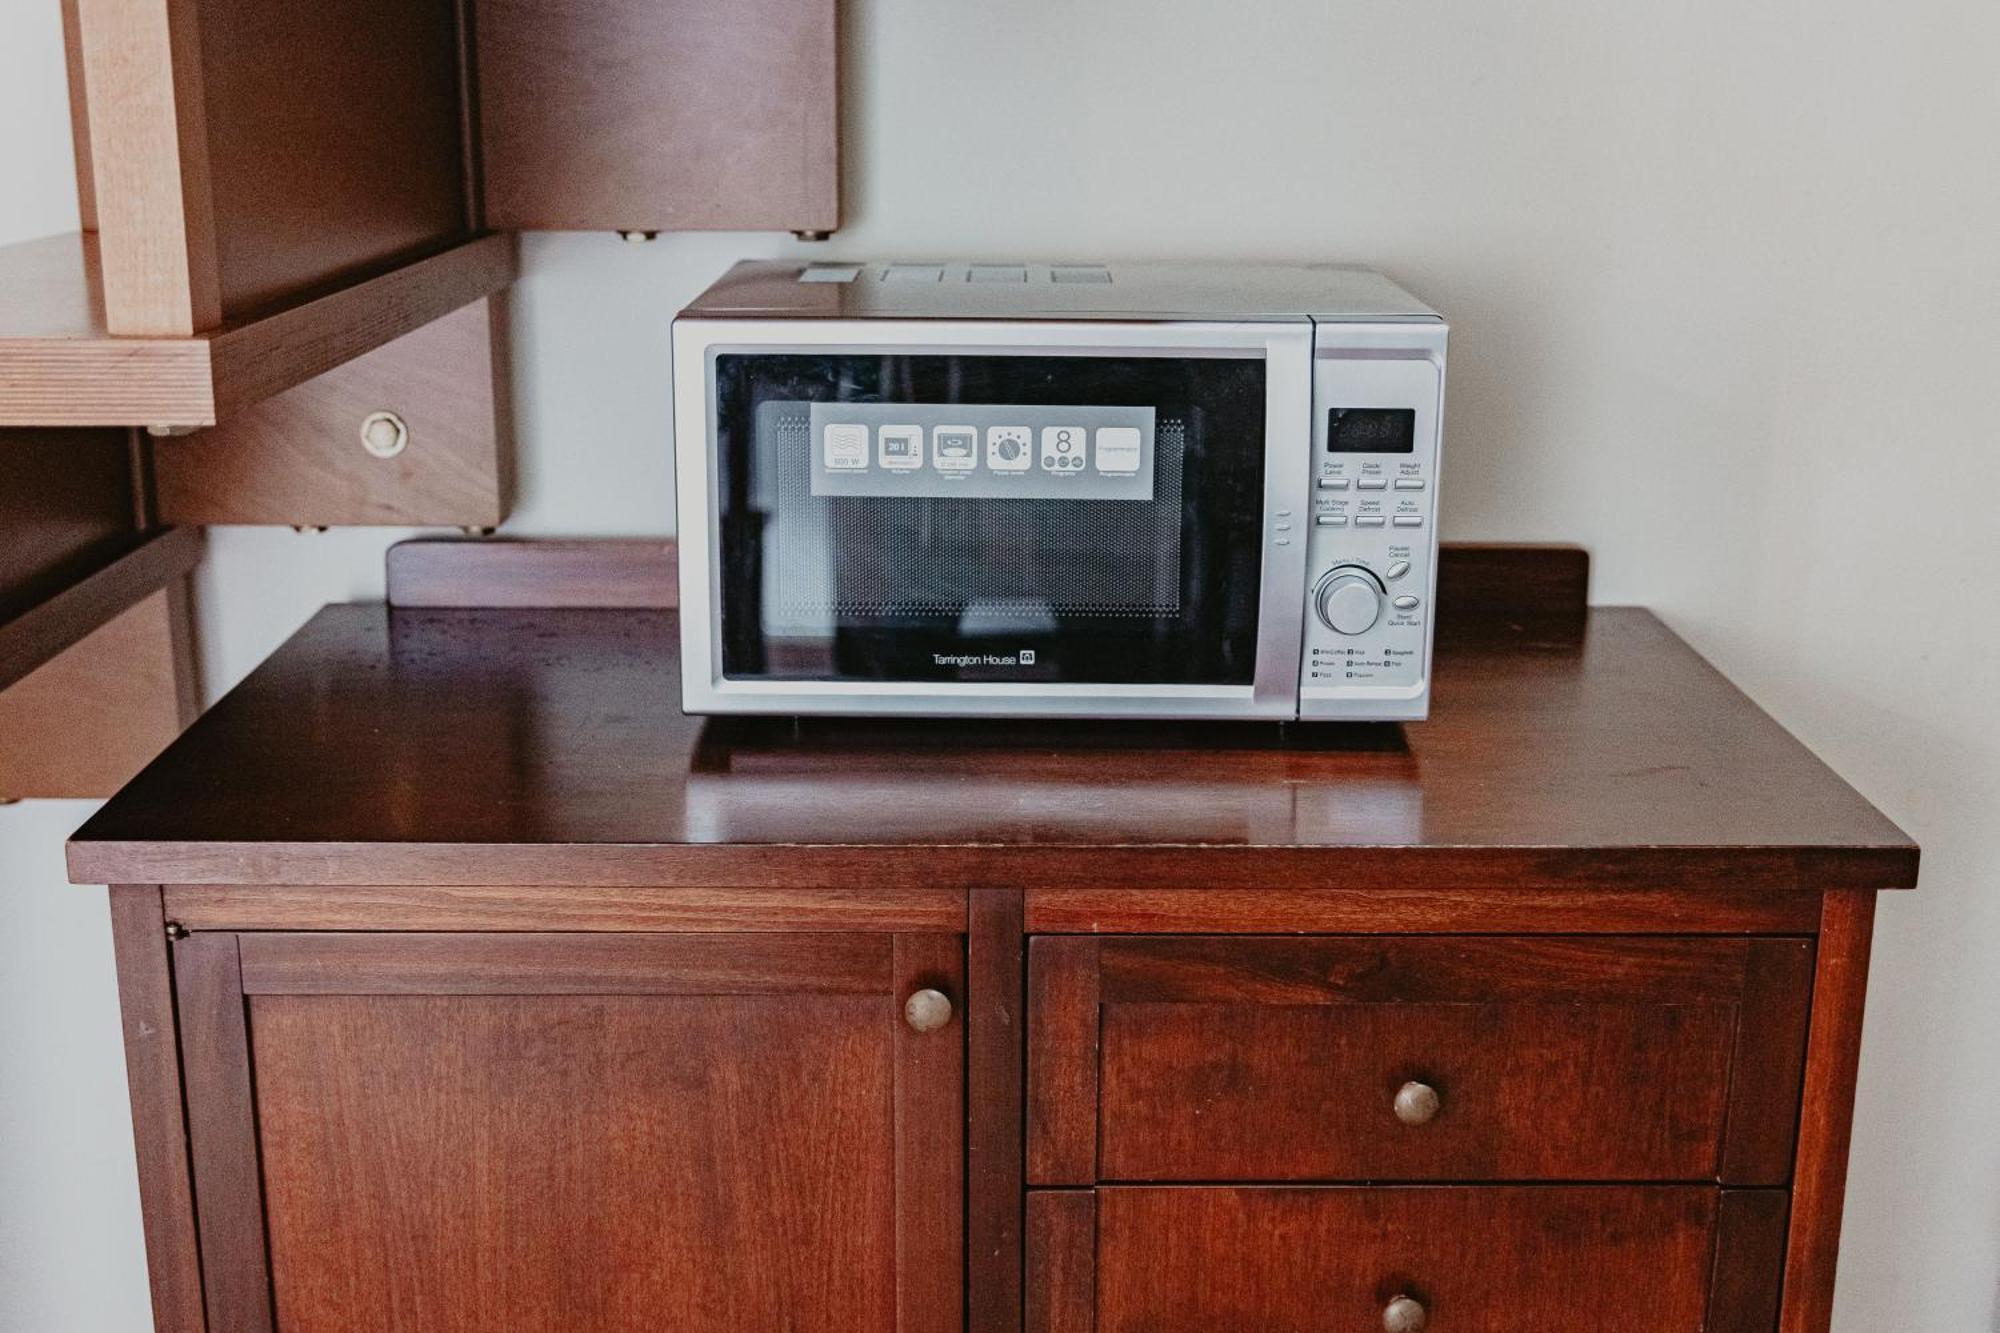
[177,931,961,1333]
[254,993,892,1331]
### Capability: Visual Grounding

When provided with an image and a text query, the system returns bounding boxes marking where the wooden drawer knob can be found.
[903,987,953,1033]
[1393,1080,1441,1126]
[1383,1295,1429,1332]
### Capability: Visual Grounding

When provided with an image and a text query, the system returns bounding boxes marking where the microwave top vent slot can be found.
[1051,265,1112,284]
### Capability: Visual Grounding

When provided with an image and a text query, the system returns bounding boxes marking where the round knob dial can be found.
[1314,566,1385,636]
[1383,1295,1429,1333]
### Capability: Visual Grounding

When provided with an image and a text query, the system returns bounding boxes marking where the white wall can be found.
[4,0,1998,1327]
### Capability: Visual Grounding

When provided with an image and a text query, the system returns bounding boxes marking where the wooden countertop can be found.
[67,600,1917,892]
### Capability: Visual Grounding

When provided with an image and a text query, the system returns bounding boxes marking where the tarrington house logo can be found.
[934,649,1038,668]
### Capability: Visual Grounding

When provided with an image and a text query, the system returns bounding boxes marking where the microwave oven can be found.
[672,260,1447,721]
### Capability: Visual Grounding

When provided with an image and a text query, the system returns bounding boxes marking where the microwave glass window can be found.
[1327,407,1415,454]
[712,353,1267,685]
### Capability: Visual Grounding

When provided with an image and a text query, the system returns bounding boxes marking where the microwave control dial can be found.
[1314,565,1385,636]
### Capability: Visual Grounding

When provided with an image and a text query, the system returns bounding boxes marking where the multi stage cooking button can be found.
[1315,515,1347,526]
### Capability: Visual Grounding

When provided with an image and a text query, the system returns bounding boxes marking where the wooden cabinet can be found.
[1024,930,1814,1332]
[1030,1184,1793,1333]
[158,927,961,1333]
[1030,935,1814,1186]
[68,544,1915,1333]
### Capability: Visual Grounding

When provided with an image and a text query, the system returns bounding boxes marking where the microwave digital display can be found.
[1327,407,1415,454]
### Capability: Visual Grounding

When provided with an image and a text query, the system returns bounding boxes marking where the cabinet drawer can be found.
[1028,936,1814,1185]
[1079,1186,1744,1333]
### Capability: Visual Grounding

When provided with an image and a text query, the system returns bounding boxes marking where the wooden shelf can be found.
[0,232,516,429]
[0,526,203,694]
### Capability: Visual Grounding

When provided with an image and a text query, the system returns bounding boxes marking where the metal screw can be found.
[1383,1295,1428,1333]
[619,230,659,244]
[164,922,188,941]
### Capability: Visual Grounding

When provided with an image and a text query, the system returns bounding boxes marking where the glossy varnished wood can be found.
[1093,1186,1719,1332]
[1781,890,1878,1333]
[1709,1190,1792,1333]
[1026,1192,1094,1333]
[1032,935,1813,1186]
[966,890,1026,1333]
[68,597,1919,892]
[159,883,963,933]
[893,933,966,1333]
[208,928,961,1331]
[1023,885,1824,935]
[106,887,205,1333]
[235,931,891,995]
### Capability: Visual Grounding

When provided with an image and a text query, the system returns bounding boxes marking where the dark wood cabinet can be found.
[69,544,1915,1333]
[1031,935,1813,1186]
[162,928,962,1333]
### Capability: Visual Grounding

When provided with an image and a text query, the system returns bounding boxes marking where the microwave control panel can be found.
[1298,344,1444,721]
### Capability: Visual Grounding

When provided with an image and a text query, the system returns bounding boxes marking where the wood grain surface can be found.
[195,0,469,320]
[67,594,1920,892]
[0,231,512,428]
[236,931,892,995]
[1094,1186,1718,1332]
[157,299,505,527]
[387,538,678,609]
[0,589,195,799]
[174,932,274,1333]
[1780,890,1878,1333]
[160,882,964,932]
[105,887,205,1333]
[0,526,201,694]
[252,991,899,1330]
[966,890,1026,1333]
[1026,1192,1095,1333]
[474,0,838,231]
[71,0,221,335]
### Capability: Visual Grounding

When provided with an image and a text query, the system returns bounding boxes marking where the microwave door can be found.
[688,325,1304,718]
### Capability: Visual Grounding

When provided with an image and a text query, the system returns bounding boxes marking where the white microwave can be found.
[672,260,1447,721]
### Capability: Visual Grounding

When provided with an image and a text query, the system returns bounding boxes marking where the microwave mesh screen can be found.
[755,405,1185,625]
